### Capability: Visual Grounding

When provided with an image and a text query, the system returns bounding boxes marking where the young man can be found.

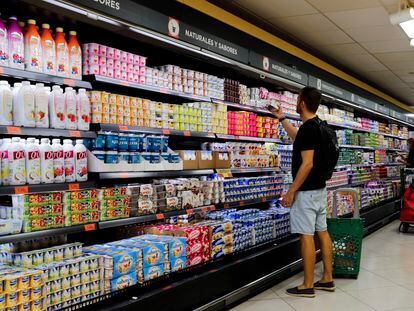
[269,87,335,298]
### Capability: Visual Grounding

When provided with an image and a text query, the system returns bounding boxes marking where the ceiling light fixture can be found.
[390,3,414,41]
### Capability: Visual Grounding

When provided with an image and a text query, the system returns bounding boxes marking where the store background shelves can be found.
[231,167,281,174]
[94,169,216,180]
[0,66,92,89]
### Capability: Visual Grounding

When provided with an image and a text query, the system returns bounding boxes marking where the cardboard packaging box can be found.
[177,150,198,170]
[214,152,231,169]
[198,151,215,169]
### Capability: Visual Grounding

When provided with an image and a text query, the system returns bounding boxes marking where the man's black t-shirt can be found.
[407,149,414,168]
[292,117,326,191]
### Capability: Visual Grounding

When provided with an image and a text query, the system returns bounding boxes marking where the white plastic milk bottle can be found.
[64,87,77,129]
[39,138,54,183]
[0,138,11,185]
[0,81,13,125]
[74,139,87,182]
[34,83,49,128]
[25,137,40,184]
[9,137,26,185]
[77,88,90,130]
[63,139,75,182]
[51,139,64,183]
[49,85,65,129]
[13,81,35,127]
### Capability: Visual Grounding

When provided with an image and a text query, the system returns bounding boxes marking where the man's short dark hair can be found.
[299,87,322,113]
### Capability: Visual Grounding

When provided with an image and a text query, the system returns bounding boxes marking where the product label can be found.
[22,92,35,122]
[76,151,87,160]
[9,32,24,65]
[27,150,40,160]
[44,151,53,160]
[2,92,12,122]
[13,150,25,160]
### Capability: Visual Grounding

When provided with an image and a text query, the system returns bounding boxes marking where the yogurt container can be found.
[104,132,119,151]
[130,153,141,164]
[105,151,118,164]
[118,133,129,151]
[118,152,130,163]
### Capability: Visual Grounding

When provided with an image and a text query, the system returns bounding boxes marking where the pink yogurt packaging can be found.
[107,58,114,69]
[89,55,99,65]
[99,45,107,57]
[139,75,146,84]
[107,68,114,78]
[114,48,121,60]
[114,69,121,79]
[127,72,134,82]
[139,56,146,67]
[121,51,128,62]
[127,53,134,64]
[99,57,106,67]
[133,65,140,75]
[120,62,127,72]
[127,63,134,73]
[133,74,139,83]
[90,65,100,75]
[121,71,127,80]
[99,66,107,76]
[133,55,140,65]
[107,47,115,59]
[114,60,121,70]
[88,43,99,55]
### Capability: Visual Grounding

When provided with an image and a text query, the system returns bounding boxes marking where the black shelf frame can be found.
[0,65,92,89]
[0,181,96,196]
[0,126,97,138]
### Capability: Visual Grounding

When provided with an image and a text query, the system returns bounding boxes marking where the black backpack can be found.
[316,118,339,181]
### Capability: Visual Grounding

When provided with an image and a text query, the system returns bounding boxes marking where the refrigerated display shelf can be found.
[335,163,403,169]
[339,145,403,151]
[0,126,97,138]
[94,170,215,180]
[85,75,211,101]
[329,121,406,140]
[91,123,216,138]
[231,167,281,174]
[0,65,92,89]
[0,195,280,243]
[216,133,288,144]
[0,181,97,195]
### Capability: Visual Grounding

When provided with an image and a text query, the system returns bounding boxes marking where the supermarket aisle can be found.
[232,220,414,311]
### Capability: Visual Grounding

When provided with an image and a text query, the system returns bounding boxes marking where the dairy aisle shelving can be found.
[0,1,409,310]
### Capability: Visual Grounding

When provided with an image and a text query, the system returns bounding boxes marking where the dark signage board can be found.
[167,18,249,63]
[375,104,390,115]
[308,76,353,102]
[354,96,376,110]
[249,52,308,85]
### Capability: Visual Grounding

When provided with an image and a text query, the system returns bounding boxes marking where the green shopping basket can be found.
[327,188,364,279]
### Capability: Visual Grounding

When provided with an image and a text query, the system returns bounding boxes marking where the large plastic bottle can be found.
[7,17,24,70]
[63,139,75,182]
[68,31,81,80]
[41,24,55,76]
[64,87,77,129]
[55,27,69,78]
[0,81,13,125]
[34,83,49,128]
[74,139,87,182]
[51,138,64,183]
[0,18,8,66]
[77,88,90,130]
[25,137,40,184]
[0,138,11,185]
[9,137,26,185]
[13,81,35,127]
[49,85,65,129]
[24,19,42,72]
[39,138,53,183]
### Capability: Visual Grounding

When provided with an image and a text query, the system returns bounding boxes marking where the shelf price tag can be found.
[0,67,4,74]
[119,173,130,179]
[261,197,267,202]
[156,213,164,220]
[84,223,96,231]
[69,183,80,191]
[239,201,245,206]
[120,81,129,87]
[183,130,191,136]
[69,130,81,138]
[63,78,75,87]
[201,207,208,212]
[7,126,21,135]
[210,205,216,211]
[216,169,232,178]
[162,129,171,135]
[207,131,215,138]
[186,209,194,215]
[160,88,168,94]
[223,203,229,209]
[14,186,28,194]
[118,125,128,131]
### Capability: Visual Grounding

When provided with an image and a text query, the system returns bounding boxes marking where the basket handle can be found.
[332,188,360,219]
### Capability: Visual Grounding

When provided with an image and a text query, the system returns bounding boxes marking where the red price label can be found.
[120,81,129,87]
[119,125,128,131]
[160,88,168,94]
[261,197,267,202]
[207,131,215,138]
[7,126,21,135]
[162,129,171,135]
[69,183,80,191]
[119,173,130,179]
[210,205,216,211]
[84,223,96,231]
[69,130,81,138]
[0,67,4,74]
[239,201,245,206]
[186,209,194,214]
[223,203,229,209]
[183,130,191,136]
[201,207,208,212]
[156,213,164,220]
[14,186,28,194]
[63,78,75,87]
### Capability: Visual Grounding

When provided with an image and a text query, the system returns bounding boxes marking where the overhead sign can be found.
[390,110,404,121]
[308,76,353,102]
[375,104,390,115]
[167,18,249,63]
[354,95,376,110]
[406,116,414,124]
[249,52,308,85]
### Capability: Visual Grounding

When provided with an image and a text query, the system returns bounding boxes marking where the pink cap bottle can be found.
[7,16,24,69]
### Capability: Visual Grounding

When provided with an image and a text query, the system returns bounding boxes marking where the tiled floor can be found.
[232,220,414,311]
